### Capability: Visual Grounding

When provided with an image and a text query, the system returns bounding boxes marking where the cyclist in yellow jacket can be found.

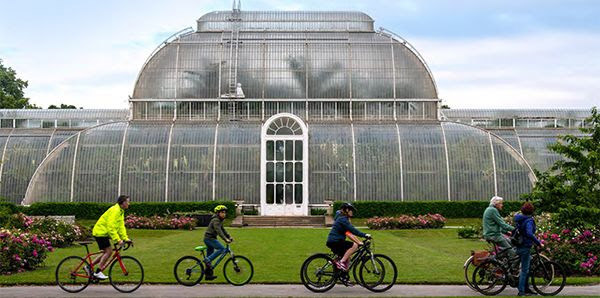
[91,195,131,279]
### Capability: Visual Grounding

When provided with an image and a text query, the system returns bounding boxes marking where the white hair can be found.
[490,196,504,206]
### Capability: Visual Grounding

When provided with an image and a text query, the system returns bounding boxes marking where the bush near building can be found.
[333,201,523,218]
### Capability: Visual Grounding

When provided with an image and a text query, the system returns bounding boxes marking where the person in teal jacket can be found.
[91,195,132,279]
[482,196,515,256]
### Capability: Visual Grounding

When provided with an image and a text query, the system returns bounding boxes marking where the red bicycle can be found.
[55,241,144,293]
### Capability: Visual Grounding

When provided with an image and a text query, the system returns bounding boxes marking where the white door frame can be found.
[260,113,308,216]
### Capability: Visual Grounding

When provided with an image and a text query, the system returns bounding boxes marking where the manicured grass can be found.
[1,227,599,285]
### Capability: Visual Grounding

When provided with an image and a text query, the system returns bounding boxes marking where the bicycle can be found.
[300,238,397,293]
[55,241,144,293]
[464,239,551,291]
[174,243,253,286]
[471,246,566,296]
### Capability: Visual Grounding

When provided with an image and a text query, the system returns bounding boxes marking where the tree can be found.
[524,107,600,229]
[48,104,78,109]
[0,59,38,109]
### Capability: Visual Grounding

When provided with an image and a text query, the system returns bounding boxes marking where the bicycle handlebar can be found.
[114,241,133,251]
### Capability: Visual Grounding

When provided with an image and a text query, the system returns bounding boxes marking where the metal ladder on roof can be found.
[223,0,243,119]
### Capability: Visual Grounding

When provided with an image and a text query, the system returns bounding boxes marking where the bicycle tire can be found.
[300,253,337,293]
[531,260,566,296]
[471,260,508,296]
[464,256,478,291]
[223,255,254,286]
[360,254,397,293]
[55,256,91,293]
[174,256,204,286]
[109,256,144,293]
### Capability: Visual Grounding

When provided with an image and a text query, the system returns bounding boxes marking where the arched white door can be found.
[260,113,308,216]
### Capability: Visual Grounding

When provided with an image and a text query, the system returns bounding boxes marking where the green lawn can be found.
[2,227,599,285]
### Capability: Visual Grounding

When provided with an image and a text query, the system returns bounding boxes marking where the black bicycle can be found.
[300,238,397,293]
[174,243,253,286]
[472,246,566,296]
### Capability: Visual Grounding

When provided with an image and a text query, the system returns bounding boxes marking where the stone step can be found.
[241,216,325,227]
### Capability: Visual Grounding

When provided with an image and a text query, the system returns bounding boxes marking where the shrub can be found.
[539,229,600,276]
[24,201,236,219]
[366,214,446,230]
[310,208,327,216]
[0,229,54,275]
[28,217,91,248]
[457,225,482,239]
[124,215,197,230]
[333,201,523,218]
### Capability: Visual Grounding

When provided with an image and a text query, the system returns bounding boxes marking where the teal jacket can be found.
[482,205,514,239]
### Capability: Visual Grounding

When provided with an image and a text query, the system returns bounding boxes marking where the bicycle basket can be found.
[472,250,490,266]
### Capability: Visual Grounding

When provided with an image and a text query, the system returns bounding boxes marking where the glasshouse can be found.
[0,6,592,215]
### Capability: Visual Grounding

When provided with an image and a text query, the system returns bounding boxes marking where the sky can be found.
[0,0,599,109]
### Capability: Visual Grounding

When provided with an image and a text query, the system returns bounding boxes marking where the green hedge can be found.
[332,201,524,218]
[11,202,236,219]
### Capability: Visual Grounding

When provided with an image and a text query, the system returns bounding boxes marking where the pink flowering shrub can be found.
[125,215,197,230]
[28,217,91,248]
[366,214,446,230]
[0,229,54,274]
[539,228,600,275]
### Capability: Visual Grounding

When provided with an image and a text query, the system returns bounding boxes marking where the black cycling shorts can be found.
[95,236,111,250]
[326,240,354,257]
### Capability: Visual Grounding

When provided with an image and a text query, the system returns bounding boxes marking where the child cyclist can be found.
[326,202,370,271]
[203,205,233,280]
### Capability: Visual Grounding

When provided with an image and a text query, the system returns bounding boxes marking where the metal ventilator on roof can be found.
[222,0,245,120]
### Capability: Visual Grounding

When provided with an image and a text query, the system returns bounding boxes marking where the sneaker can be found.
[93,271,108,280]
[332,259,345,271]
[205,274,218,281]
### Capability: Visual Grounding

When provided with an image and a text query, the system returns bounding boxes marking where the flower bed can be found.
[366,214,446,230]
[125,215,197,230]
[0,229,54,274]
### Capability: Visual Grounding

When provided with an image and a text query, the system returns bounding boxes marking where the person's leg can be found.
[517,247,531,295]
[92,247,112,268]
[491,235,516,258]
[205,239,225,262]
[204,239,215,263]
[340,241,358,264]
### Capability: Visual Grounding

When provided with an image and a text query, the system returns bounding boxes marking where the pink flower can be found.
[562,229,571,234]
[32,249,38,257]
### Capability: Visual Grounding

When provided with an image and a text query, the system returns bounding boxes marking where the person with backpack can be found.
[326,202,370,271]
[514,202,543,296]
[203,205,233,280]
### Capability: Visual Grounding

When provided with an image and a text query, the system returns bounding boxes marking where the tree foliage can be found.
[48,104,78,109]
[524,107,600,229]
[0,59,38,109]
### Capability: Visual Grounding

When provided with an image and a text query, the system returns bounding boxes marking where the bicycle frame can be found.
[333,240,380,275]
[199,244,235,269]
[71,244,128,279]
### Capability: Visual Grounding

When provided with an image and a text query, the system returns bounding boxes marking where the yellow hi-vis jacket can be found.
[92,204,129,241]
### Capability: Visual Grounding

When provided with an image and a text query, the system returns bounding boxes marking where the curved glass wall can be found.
[132,32,437,100]
[24,121,535,205]
[0,129,78,203]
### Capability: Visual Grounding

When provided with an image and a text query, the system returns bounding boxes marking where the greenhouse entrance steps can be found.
[232,216,326,227]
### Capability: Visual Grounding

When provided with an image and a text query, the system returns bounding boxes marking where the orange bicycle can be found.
[55,241,144,293]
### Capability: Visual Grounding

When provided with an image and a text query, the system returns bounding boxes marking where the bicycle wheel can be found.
[109,256,144,293]
[464,256,478,291]
[223,255,253,286]
[174,256,204,286]
[360,254,397,292]
[471,260,508,296]
[300,253,337,293]
[55,256,91,293]
[531,260,566,296]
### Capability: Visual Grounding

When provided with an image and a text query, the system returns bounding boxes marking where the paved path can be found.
[1,284,599,297]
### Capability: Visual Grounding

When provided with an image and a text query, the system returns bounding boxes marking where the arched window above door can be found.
[266,116,303,135]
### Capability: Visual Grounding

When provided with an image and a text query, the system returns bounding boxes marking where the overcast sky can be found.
[0,0,598,109]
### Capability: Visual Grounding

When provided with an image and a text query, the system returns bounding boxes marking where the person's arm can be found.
[118,212,129,242]
[340,217,366,238]
[214,219,229,241]
[492,209,514,232]
[525,220,541,246]
[345,231,362,244]
[222,224,231,240]
[107,208,122,242]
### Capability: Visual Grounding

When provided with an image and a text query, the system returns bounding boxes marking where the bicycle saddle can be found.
[194,245,207,251]
[77,241,93,246]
